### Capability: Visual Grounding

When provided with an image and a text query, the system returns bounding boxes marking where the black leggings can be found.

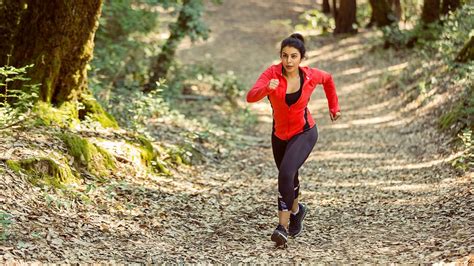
[271,126,318,211]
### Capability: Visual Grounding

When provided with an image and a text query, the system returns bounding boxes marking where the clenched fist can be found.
[268,79,279,90]
[330,112,341,122]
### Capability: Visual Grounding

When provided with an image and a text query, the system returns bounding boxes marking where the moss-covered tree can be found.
[334,0,357,35]
[0,0,117,127]
[147,0,209,91]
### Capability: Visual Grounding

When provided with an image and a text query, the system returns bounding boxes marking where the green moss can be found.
[80,95,118,129]
[167,144,202,166]
[59,132,116,178]
[33,96,118,129]
[154,159,171,175]
[128,135,171,174]
[59,133,91,162]
[33,101,80,128]
[6,160,22,173]
[95,145,116,169]
[137,135,156,165]
[6,158,77,188]
[41,49,62,103]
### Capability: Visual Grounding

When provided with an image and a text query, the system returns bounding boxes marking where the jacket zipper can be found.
[278,67,311,140]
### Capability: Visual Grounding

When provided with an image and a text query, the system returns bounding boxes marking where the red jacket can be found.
[247,63,340,140]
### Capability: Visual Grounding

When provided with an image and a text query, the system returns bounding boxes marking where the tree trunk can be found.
[368,0,396,27]
[421,0,441,24]
[334,0,357,35]
[322,0,331,14]
[0,0,117,127]
[332,0,338,21]
[441,0,460,15]
[2,0,101,104]
[147,0,205,90]
[456,36,474,63]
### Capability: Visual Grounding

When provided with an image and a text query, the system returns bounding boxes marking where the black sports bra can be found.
[285,69,304,106]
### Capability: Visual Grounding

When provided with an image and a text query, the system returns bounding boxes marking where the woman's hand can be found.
[330,112,341,122]
[268,79,279,90]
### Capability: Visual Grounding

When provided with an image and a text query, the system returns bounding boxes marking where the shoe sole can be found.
[290,207,308,238]
[271,230,288,246]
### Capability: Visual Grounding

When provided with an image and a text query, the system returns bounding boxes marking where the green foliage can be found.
[90,0,174,105]
[436,5,474,60]
[94,61,246,134]
[382,24,411,48]
[451,129,473,171]
[170,0,210,42]
[208,70,245,106]
[90,0,223,132]
[439,82,474,130]
[356,1,372,27]
[0,64,39,128]
[383,4,474,51]
[295,9,334,34]
[167,63,245,103]
[90,0,216,97]
[98,80,172,132]
[382,20,443,49]
[434,6,474,132]
[0,210,13,241]
[99,0,174,39]
[378,4,473,136]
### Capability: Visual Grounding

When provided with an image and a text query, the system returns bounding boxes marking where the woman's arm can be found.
[313,68,340,116]
[246,67,276,103]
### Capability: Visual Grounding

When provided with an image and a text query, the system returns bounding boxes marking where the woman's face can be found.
[280,46,302,75]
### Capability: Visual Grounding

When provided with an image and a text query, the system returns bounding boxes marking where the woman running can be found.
[246,33,341,247]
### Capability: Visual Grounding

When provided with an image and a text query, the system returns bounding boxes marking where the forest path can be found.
[1,1,471,264]
[168,0,473,263]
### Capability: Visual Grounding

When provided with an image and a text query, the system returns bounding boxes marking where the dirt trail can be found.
[1,1,471,264]
[169,0,473,263]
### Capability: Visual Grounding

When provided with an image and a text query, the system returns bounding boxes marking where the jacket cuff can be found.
[330,107,340,116]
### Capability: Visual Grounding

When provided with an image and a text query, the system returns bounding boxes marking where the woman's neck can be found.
[283,68,299,79]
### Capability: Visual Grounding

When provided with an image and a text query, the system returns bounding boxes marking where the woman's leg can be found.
[276,127,318,228]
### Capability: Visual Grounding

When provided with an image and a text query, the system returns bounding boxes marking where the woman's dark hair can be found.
[280,33,306,59]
